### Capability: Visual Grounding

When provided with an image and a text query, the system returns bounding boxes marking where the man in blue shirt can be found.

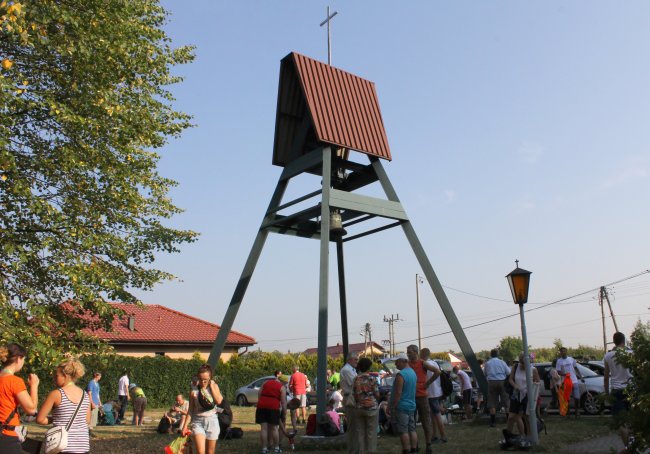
[484,349,511,427]
[86,371,102,429]
[388,353,417,454]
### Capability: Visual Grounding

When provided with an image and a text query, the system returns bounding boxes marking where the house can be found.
[303,341,386,358]
[82,303,256,361]
[448,352,467,368]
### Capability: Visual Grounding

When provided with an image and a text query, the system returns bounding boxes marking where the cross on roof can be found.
[319,6,338,65]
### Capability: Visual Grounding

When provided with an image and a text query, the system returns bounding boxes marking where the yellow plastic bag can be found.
[164,435,189,454]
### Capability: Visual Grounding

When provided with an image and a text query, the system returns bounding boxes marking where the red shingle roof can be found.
[303,342,385,357]
[81,303,255,347]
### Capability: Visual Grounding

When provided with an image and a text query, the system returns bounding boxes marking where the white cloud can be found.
[518,141,544,164]
[444,189,455,203]
[601,158,649,189]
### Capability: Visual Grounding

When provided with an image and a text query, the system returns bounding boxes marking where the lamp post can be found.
[415,273,424,349]
[506,260,538,445]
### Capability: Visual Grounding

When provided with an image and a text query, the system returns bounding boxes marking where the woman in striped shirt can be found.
[36,358,91,453]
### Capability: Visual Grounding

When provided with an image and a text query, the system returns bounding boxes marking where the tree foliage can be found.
[617,321,650,452]
[0,0,196,369]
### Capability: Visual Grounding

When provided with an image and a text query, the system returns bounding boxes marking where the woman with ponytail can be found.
[36,358,91,453]
[0,343,40,453]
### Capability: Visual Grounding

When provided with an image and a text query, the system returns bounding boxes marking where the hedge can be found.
[30,351,347,408]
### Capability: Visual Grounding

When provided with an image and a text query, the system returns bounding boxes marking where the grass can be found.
[24,407,614,453]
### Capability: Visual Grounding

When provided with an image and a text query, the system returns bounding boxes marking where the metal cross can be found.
[319,6,338,65]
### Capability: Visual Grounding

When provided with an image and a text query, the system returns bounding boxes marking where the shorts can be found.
[191,414,220,440]
[610,388,629,416]
[509,395,528,414]
[255,407,281,425]
[391,410,415,435]
[572,382,582,399]
[428,397,441,415]
[294,394,307,407]
[487,380,510,410]
[462,389,472,405]
[134,396,147,415]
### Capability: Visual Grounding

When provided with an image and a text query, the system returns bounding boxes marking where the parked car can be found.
[533,362,605,415]
[234,376,275,406]
[579,360,605,376]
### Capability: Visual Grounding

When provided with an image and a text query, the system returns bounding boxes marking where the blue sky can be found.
[137,1,650,355]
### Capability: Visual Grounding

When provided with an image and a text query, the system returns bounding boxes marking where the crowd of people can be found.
[0,331,635,454]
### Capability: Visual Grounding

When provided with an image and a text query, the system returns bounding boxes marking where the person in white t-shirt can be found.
[603,332,632,447]
[420,348,447,444]
[453,366,473,420]
[116,370,130,424]
[555,347,583,417]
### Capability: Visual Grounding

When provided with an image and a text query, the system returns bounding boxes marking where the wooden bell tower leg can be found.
[316,147,332,423]
[370,158,489,396]
[207,176,289,367]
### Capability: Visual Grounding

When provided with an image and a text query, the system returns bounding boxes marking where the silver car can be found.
[533,362,605,415]
[234,375,275,406]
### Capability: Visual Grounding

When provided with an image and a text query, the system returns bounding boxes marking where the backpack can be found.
[440,371,453,397]
[305,414,317,435]
[223,427,243,440]
[157,417,172,434]
[504,363,518,396]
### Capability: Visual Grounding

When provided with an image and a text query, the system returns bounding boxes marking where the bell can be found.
[329,210,347,237]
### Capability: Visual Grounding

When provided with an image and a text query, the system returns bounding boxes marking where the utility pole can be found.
[599,286,620,351]
[367,323,375,362]
[599,286,607,351]
[601,286,619,332]
[383,314,401,356]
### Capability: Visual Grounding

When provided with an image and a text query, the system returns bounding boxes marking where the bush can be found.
[617,322,650,452]
[27,351,346,408]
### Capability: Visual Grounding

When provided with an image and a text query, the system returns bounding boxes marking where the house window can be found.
[155,352,165,357]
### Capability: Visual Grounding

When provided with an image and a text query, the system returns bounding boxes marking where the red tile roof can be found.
[303,342,385,357]
[81,303,255,347]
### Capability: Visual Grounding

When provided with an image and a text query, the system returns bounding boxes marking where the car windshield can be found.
[576,364,598,378]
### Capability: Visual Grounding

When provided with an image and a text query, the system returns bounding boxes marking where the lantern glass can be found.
[506,267,531,305]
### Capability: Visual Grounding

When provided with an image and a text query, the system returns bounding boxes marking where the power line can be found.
[395,269,650,346]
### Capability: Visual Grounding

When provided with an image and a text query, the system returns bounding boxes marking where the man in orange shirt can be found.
[407,344,438,454]
[289,365,308,424]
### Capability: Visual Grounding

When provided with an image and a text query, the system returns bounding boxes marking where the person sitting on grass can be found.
[160,394,189,433]
[320,399,342,436]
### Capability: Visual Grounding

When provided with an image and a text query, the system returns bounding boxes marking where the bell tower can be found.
[207,52,488,420]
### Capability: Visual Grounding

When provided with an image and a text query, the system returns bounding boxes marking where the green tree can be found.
[616,321,650,452]
[497,336,524,363]
[0,0,196,369]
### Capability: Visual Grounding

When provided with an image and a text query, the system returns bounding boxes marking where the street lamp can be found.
[505,260,538,445]
[415,273,424,350]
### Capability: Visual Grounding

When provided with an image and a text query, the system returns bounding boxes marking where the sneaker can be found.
[441,437,448,443]
[261,449,269,454]
[273,448,283,453]
[431,437,440,444]
[425,444,433,454]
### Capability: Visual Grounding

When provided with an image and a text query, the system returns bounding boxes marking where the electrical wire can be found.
[394,269,650,346]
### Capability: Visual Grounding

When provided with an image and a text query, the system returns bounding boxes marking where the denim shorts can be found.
[428,397,441,415]
[191,414,220,440]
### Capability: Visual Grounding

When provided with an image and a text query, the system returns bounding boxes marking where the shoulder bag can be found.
[44,391,85,454]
